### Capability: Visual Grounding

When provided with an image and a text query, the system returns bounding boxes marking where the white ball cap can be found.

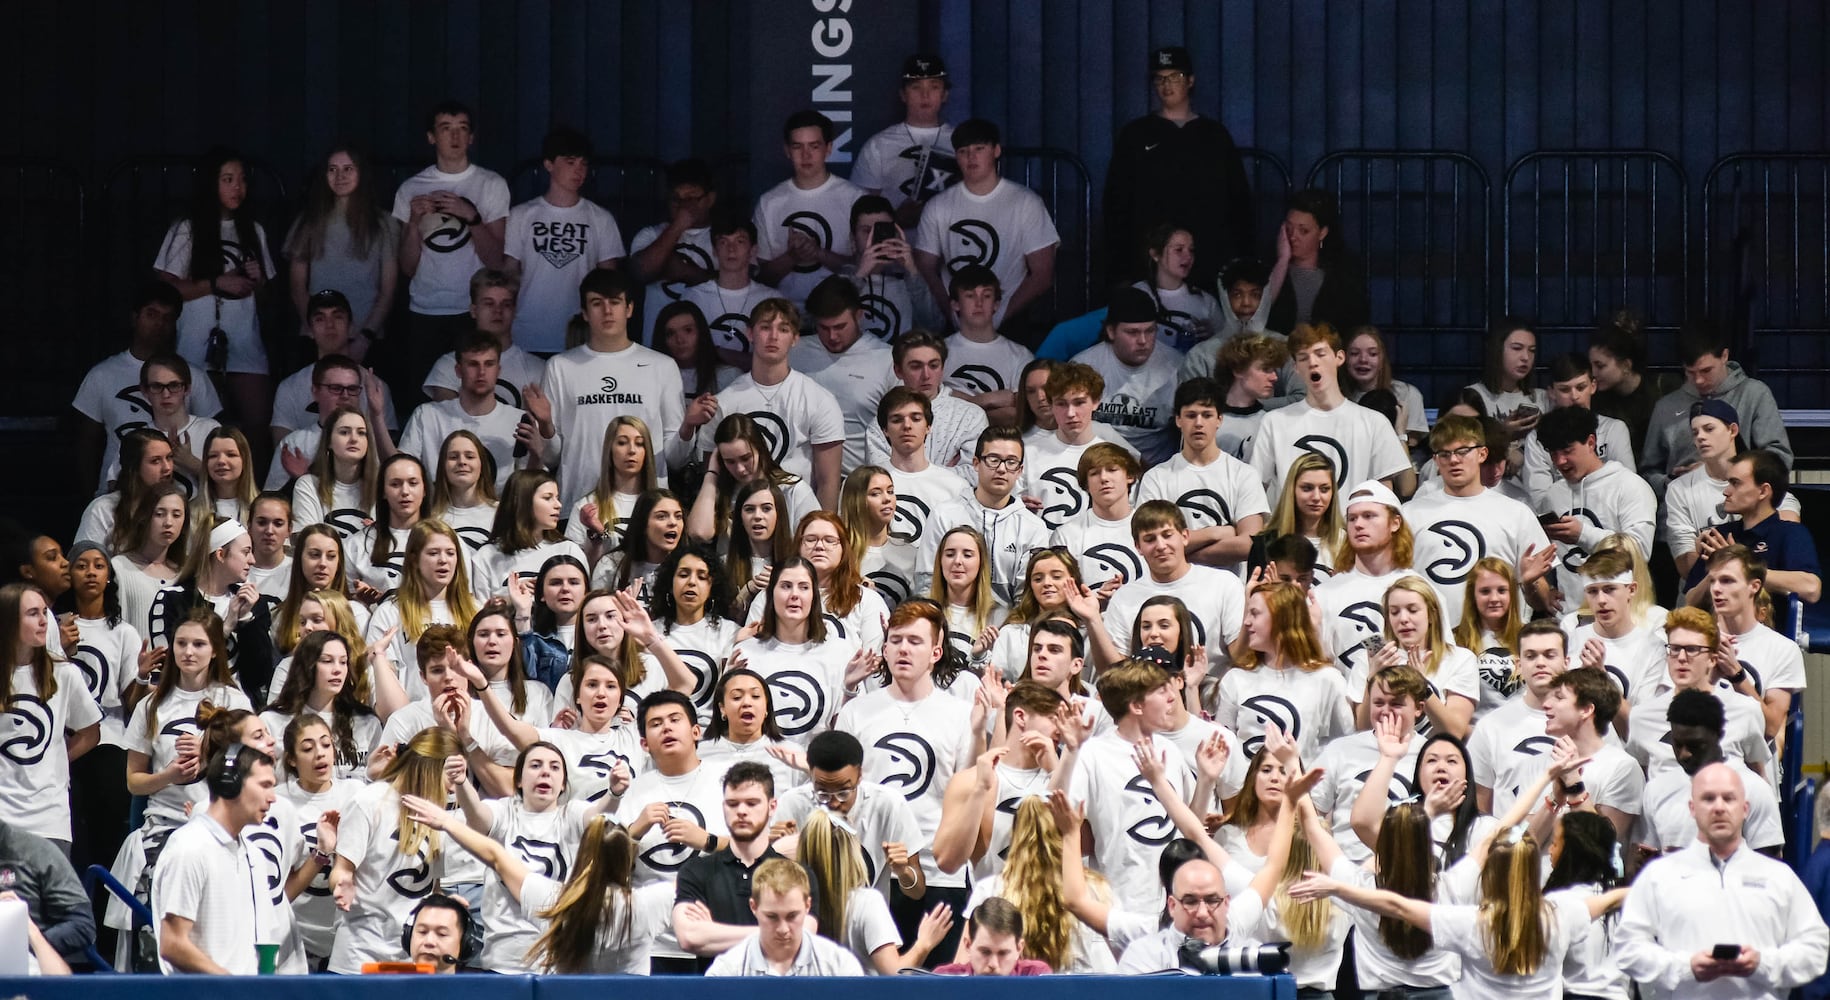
[1343,480,1402,514]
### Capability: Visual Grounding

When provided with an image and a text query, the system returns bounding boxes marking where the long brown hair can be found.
[572,593,648,692]
[1373,802,1437,959]
[427,430,500,518]
[0,584,56,708]
[286,142,386,260]
[265,630,374,766]
[490,470,565,554]
[998,797,1075,969]
[469,600,531,715]
[528,815,639,972]
[145,609,240,737]
[274,526,349,648]
[1238,582,1329,670]
[1006,548,1081,625]
[758,559,827,644]
[795,511,864,617]
[725,479,794,596]
[380,727,463,858]
[308,406,380,512]
[588,416,658,526]
[395,521,478,643]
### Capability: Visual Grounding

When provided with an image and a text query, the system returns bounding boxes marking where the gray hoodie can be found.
[1638,361,1791,496]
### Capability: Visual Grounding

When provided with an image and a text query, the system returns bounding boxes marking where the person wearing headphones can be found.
[400,893,478,973]
[150,741,280,974]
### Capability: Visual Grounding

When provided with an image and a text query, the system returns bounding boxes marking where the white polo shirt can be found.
[152,812,271,975]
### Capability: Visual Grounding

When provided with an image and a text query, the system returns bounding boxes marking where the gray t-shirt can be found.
[1290,266,1325,326]
[285,211,400,328]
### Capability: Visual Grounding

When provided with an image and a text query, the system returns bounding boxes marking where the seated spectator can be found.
[72,280,218,498]
[915,118,1060,329]
[503,126,624,355]
[267,355,389,491]
[682,215,779,365]
[1133,225,1220,354]
[705,857,863,976]
[1643,319,1794,496]
[1685,448,1821,605]
[850,54,958,226]
[1467,318,1549,443]
[270,289,397,446]
[754,110,864,307]
[1520,352,1635,500]
[76,428,174,550]
[1342,326,1426,452]
[283,142,399,355]
[1073,287,1184,464]
[1020,362,1139,532]
[935,897,1050,976]
[942,266,1035,428]
[844,194,941,339]
[1588,309,1665,459]
[1191,333,1287,461]
[651,301,741,420]
[867,331,987,473]
[421,269,547,408]
[101,354,218,499]
[1536,405,1656,608]
[628,159,718,328]
[1265,189,1368,335]
[397,332,535,491]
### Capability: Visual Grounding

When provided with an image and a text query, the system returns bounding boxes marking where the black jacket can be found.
[1267,256,1371,335]
[148,582,277,705]
[1103,114,1255,288]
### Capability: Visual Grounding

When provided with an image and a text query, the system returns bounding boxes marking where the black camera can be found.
[1178,938,1292,976]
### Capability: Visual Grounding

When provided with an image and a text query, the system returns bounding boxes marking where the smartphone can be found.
[870,220,899,246]
[1360,635,1387,659]
[512,412,535,459]
[1537,511,1562,526]
[1514,404,1541,422]
[1711,943,1741,961]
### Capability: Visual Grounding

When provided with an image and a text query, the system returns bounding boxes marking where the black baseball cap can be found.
[307,289,352,318]
[1106,286,1160,325]
[1150,46,1192,74]
[902,53,948,80]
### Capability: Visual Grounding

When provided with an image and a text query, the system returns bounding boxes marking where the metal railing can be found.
[1001,146,1094,322]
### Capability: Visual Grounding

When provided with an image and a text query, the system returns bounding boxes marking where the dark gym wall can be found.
[5,0,1829,406]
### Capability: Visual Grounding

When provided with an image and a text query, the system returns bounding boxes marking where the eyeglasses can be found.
[976,455,1023,471]
[142,381,188,395]
[316,382,363,397]
[1665,643,1713,660]
[812,785,856,807]
[1174,895,1227,911]
[1432,445,1483,462]
[1152,72,1189,85]
[802,535,843,549]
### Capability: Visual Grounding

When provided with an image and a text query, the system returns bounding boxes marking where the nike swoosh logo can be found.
[1144,143,1159,151]
[635,363,650,367]
[848,373,866,379]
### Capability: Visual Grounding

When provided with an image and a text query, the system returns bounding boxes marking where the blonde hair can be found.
[527,816,639,972]
[997,797,1074,969]
[1271,823,1335,951]
[1268,452,1345,561]
[798,810,869,944]
[295,589,372,703]
[1586,534,1658,620]
[1452,556,1521,656]
[1479,831,1552,976]
[396,521,478,644]
[588,416,658,529]
[927,526,999,637]
[1333,505,1414,575]
[1383,576,1451,676]
[381,727,463,858]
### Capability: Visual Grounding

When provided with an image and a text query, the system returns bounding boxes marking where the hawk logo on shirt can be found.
[453,524,494,551]
[423,213,473,254]
[950,364,1007,394]
[823,614,848,640]
[1735,659,1765,695]
[1082,543,1144,586]
[1239,695,1302,757]
[1601,664,1632,699]
[0,695,53,765]
[1354,770,1417,804]
[709,313,753,353]
[766,670,829,736]
[512,836,568,880]
[873,733,939,799]
[868,570,912,607]
[1336,600,1385,677]
[1511,735,1559,757]
[746,411,791,464]
[892,495,931,544]
[1122,773,1176,845]
[783,212,834,273]
[1038,467,1086,528]
[1176,489,1236,529]
[675,649,721,712]
[111,385,155,433]
[673,243,714,272]
[301,821,333,896]
[71,643,112,703]
[384,833,436,898]
[1292,434,1351,486]
[245,824,287,905]
[859,294,902,340]
[326,508,372,539]
[491,378,527,409]
[640,800,708,870]
[996,795,1023,859]
[946,220,1001,273]
[1559,508,1601,570]
[579,750,634,802]
[600,375,620,394]
[531,220,590,269]
[1422,521,1486,587]
[1479,649,1519,698]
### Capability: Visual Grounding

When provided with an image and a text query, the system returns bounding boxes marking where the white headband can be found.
[209,519,248,552]
[1583,570,1635,588]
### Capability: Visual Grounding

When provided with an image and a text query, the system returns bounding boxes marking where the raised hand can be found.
[442,753,468,793]
[1374,712,1413,761]
[1131,739,1167,785]
[1195,731,1232,784]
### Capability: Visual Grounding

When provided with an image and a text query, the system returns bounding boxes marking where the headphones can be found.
[400,893,481,967]
[207,742,248,800]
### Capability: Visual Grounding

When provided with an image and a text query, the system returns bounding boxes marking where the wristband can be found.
[1728,668,1749,686]
[462,737,480,754]
[464,213,483,227]
[1561,780,1586,796]
[311,849,335,867]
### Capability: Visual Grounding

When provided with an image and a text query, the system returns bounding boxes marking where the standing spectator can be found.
[154,146,275,430]
[397,333,533,492]
[393,100,511,394]
[0,584,102,856]
[851,54,959,227]
[915,119,1060,330]
[628,160,719,329]
[1019,362,1138,532]
[1615,763,1829,996]
[672,762,790,964]
[1104,46,1254,290]
[1135,225,1221,354]
[1685,449,1821,606]
[420,270,546,410]
[72,280,219,498]
[866,331,988,473]
[682,216,781,364]
[504,127,625,355]
[1136,376,1271,572]
[1265,190,1368,335]
[789,278,896,474]
[284,142,399,355]
[845,195,940,340]
[1642,322,1792,497]
[754,111,864,307]
[1664,401,1799,579]
[102,354,218,500]
[1250,324,1411,504]
[1537,406,1657,608]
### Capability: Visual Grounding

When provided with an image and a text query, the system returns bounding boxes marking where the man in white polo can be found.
[152,742,280,974]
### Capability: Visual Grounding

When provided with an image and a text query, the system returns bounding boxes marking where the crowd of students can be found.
[2,42,1828,995]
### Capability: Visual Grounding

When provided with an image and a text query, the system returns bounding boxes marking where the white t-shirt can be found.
[1342,645,1482,740]
[153,219,276,375]
[858,538,922,608]
[886,462,969,553]
[391,163,513,315]
[516,875,672,974]
[1330,856,1461,989]
[1312,731,1422,863]
[653,616,738,724]
[70,615,143,748]
[1101,565,1246,672]
[696,371,846,487]
[438,501,499,553]
[1627,680,1770,779]
[914,178,1061,327]
[1067,731,1192,913]
[630,222,715,337]
[290,475,367,537]
[396,397,525,491]
[1432,894,1591,997]
[1638,759,1784,851]
[850,122,958,204]
[775,781,926,890]
[73,350,222,492]
[1564,614,1670,702]
[1159,713,1250,802]
[275,778,361,959]
[705,928,865,976]
[1249,398,1412,503]
[864,388,988,475]
[328,782,449,973]
[240,795,309,973]
[1313,567,1433,683]
[682,280,779,356]
[152,814,271,975]
[1731,622,1808,700]
[541,340,685,506]
[752,173,865,305]
[0,661,103,840]
[421,344,548,411]
[470,538,587,602]
[1401,487,1551,626]
[614,763,729,957]
[535,724,644,805]
[1050,508,1143,590]
[478,796,593,973]
[1135,449,1273,573]
[1216,664,1355,762]
[363,597,457,703]
[732,636,852,745]
[1074,339,1186,464]
[970,761,1054,882]
[697,736,807,795]
[1541,462,1659,607]
[834,688,977,889]
[504,195,625,353]
[943,332,1034,399]
[344,524,411,593]
[788,334,897,474]
[1018,425,1140,531]
[124,683,252,835]
[1136,281,1221,355]
[271,364,398,437]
